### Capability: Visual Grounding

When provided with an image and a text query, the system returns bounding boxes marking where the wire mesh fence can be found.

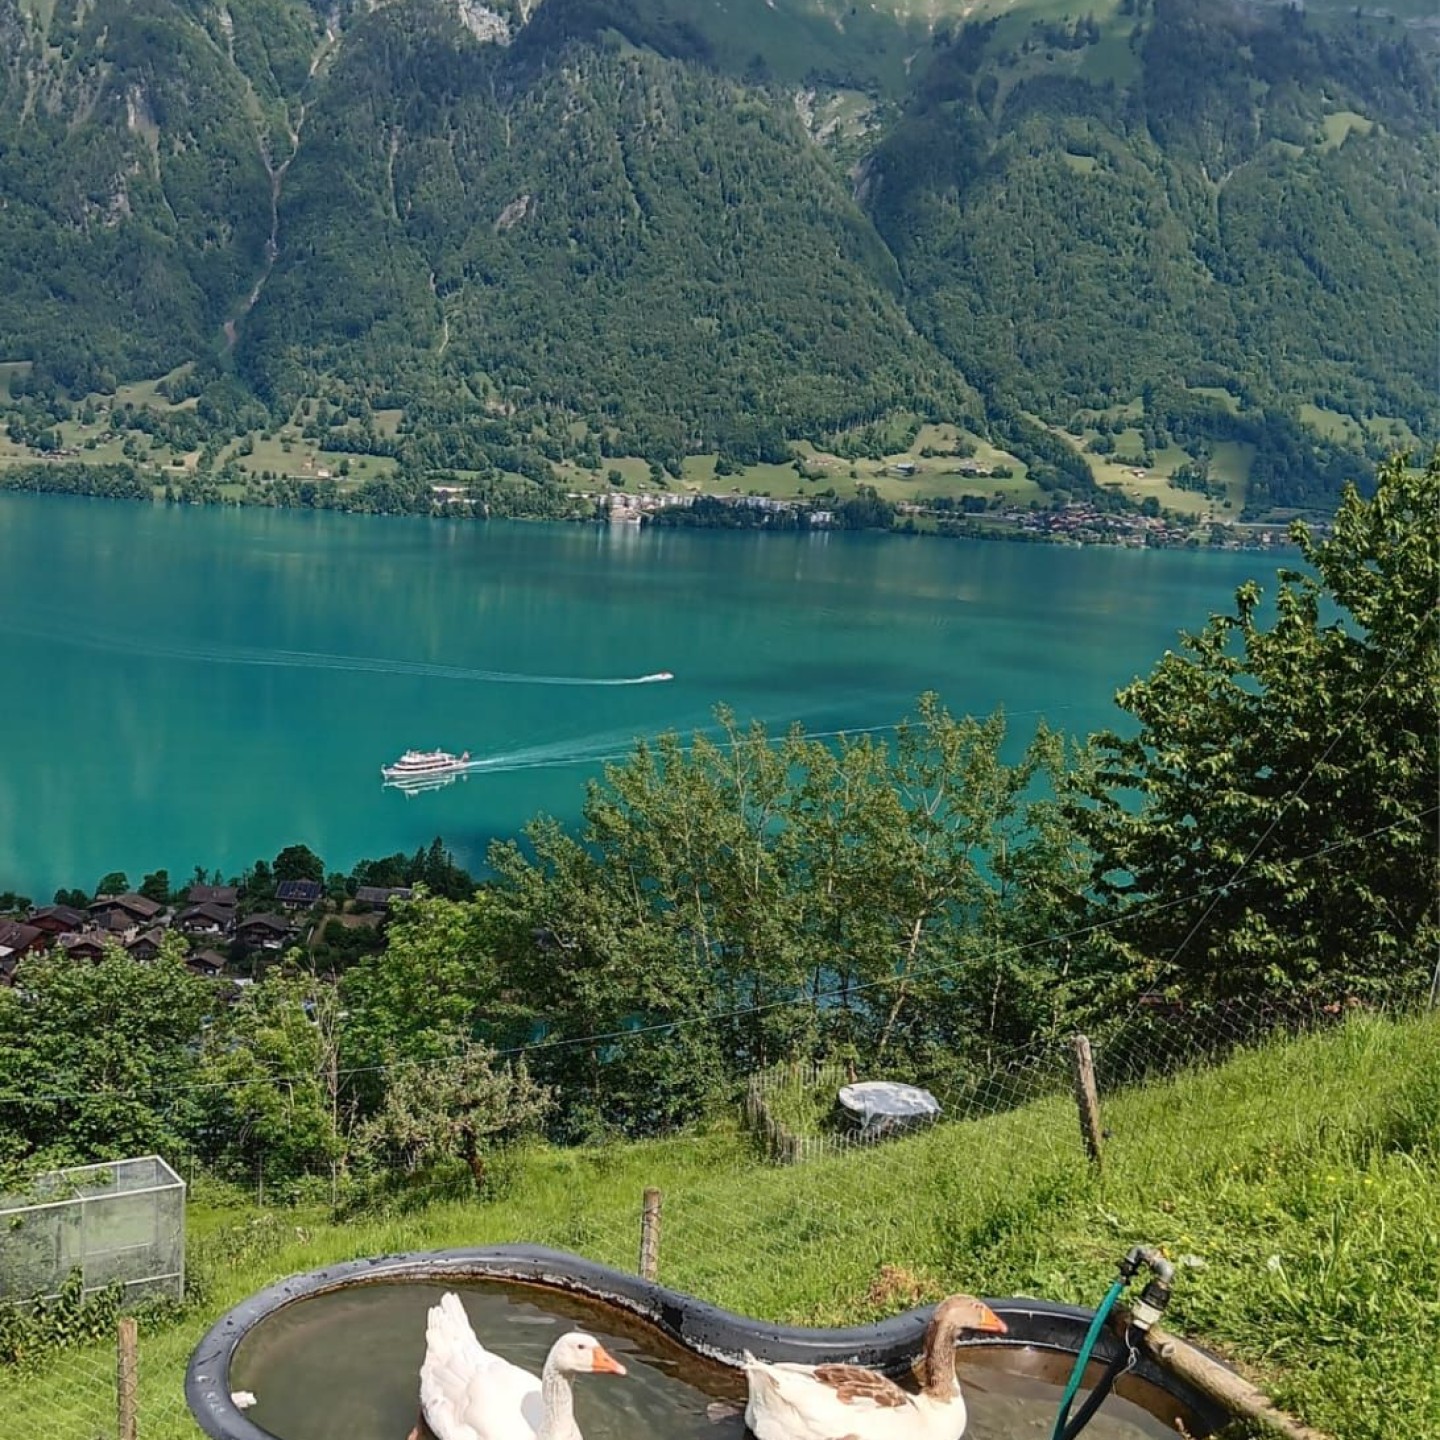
[2,989,1434,1439]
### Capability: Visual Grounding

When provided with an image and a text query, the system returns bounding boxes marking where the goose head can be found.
[545,1332,628,1377]
[920,1294,1007,1399]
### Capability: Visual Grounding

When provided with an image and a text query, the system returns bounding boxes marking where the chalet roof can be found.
[177,901,236,925]
[354,885,414,906]
[186,949,228,975]
[236,912,292,935]
[0,920,43,952]
[28,904,85,928]
[59,931,109,957]
[126,927,167,954]
[276,880,324,904]
[88,892,164,920]
[187,884,239,906]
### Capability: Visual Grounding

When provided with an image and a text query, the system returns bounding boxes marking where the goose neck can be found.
[536,1359,576,1440]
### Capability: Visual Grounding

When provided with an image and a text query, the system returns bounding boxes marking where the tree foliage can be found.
[0,939,207,1167]
[195,966,347,1188]
[474,697,1094,1133]
[1070,452,1439,1005]
[355,1039,552,1191]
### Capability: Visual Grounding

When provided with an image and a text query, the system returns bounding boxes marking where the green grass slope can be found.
[4,1011,1435,1438]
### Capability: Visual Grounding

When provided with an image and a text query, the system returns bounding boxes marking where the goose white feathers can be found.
[415,1292,626,1440]
[742,1294,1007,1440]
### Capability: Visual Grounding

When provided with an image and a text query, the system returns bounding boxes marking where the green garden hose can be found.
[1048,1277,1125,1440]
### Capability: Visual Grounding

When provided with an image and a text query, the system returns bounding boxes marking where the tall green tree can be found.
[484,695,1095,1131]
[0,939,208,1166]
[1070,452,1439,1006]
[340,895,502,1084]
[138,869,171,905]
[196,965,348,1189]
[273,844,325,885]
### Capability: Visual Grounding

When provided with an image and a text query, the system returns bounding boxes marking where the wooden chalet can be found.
[0,919,45,962]
[126,927,167,962]
[88,892,165,928]
[353,885,413,910]
[59,931,111,962]
[186,948,229,978]
[276,879,324,911]
[25,904,86,940]
[186,883,239,907]
[235,913,295,951]
[176,901,236,936]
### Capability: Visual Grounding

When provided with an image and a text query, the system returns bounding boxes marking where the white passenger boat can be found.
[380,748,470,781]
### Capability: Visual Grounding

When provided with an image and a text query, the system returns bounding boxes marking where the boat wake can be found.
[7,617,669,688]
[454,721,902,780]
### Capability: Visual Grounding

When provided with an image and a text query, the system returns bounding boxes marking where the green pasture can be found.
[2,1011,1433,1440]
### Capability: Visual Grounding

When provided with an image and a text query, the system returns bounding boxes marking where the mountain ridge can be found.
[0,0,1434,510]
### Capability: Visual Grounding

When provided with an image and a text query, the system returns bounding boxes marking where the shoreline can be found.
[0,460,1307,554]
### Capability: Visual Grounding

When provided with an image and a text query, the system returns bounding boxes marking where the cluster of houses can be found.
[1006,503,1194,546]
[0,880,414,987]
[600,491,835,527]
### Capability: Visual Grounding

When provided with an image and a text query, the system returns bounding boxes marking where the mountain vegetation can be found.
[0,0,1433,512]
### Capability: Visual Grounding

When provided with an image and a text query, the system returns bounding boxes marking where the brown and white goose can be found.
[742,1294,1007,1440]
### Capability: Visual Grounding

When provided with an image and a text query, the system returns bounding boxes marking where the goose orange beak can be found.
[973,1303,1008,1335]
[590,1344,627,1375]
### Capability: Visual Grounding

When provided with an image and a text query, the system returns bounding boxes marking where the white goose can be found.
[742,1293,1007,1440]
[408,1292,627,1440]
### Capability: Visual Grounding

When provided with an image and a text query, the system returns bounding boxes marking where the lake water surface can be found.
[0,496,1267,898]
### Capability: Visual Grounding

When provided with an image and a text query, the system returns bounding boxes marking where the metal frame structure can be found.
[0,1155,185,1306]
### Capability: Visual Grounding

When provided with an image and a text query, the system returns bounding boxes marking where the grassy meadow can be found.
[2,1011,1434,1439]
[0,364,1419,527]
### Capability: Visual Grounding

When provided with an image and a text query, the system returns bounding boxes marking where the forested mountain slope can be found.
[865,1,1437,434]
[0,0,1433,506]
[0,0,325,390]
[240,4,972,454]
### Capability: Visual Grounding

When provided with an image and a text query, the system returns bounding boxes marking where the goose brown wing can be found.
[807,1365,911,1410]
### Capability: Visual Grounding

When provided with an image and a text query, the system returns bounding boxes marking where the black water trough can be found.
[185,1244,1232,1440]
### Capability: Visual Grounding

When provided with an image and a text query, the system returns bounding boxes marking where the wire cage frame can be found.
[0,1155,186,1306]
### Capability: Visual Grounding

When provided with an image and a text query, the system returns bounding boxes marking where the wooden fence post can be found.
[1071,1033,1104,1169]
[639,1187,661,1282]
[117,1316,138,1440]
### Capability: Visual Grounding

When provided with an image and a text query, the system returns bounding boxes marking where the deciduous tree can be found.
[356,1037,552,1191]
[1070,452,1439,1006]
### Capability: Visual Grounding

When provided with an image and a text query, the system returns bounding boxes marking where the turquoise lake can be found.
[0,495,1269,898]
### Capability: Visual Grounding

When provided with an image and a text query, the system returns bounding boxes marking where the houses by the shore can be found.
[0,873,423,991]
[0,883,305,989]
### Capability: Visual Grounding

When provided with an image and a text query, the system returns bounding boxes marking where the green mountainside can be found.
[240,6,971,454]
[0,0,1434,510]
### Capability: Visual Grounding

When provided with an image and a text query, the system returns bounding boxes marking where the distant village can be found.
[597,486,1296,550]
[0,880,412,991]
